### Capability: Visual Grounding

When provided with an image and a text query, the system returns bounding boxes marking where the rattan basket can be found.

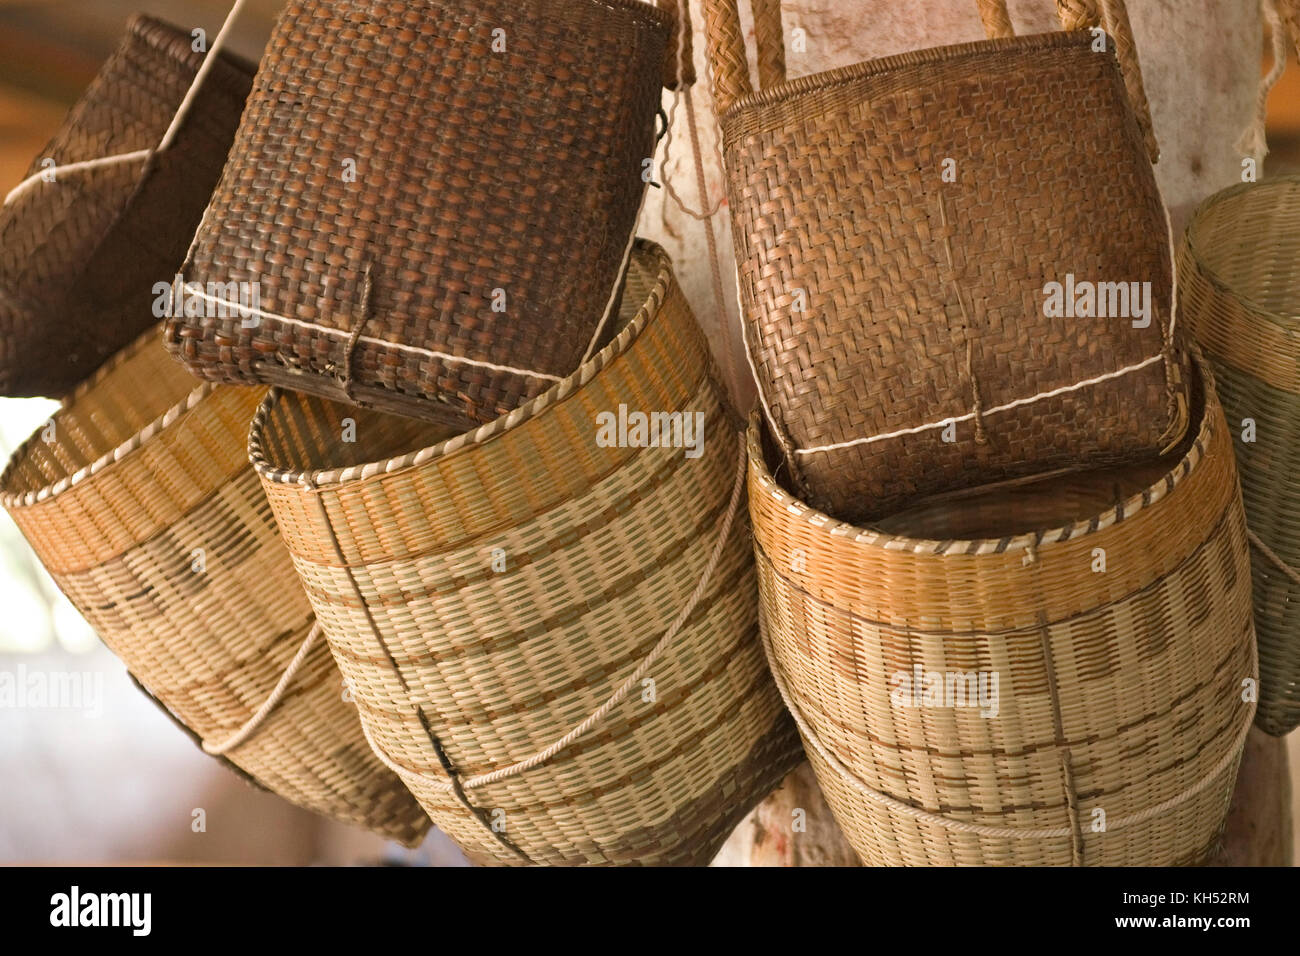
[0,15,252,398]
[0,329,429,845]
[250,240,803,865]
[1179,176,1300,737]
[705,0,1187,522]
[167,0,670,428]
[748,357,1255,865]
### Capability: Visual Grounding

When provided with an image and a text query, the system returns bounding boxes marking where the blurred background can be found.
[0,0,1297,865]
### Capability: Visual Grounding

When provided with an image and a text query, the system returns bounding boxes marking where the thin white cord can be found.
[181,285,562,383]
[795,354,1165,455]
[359,434,747,792]
[3,0,251,207]
[202,621,321,755]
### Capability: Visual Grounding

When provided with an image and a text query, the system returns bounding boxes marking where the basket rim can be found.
[281,0,671,34]
[124,12,258,79]
[0,325,217,509]
[1182,175,1300,330]
[721,28,1095,120]
[747,359,1217,557]
[249,238,676,488]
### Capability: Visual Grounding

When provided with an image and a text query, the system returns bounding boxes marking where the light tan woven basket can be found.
[1179,176,1300,737]
[0,329,429,845]
[250,240,802,865]
[748,358,1256,865]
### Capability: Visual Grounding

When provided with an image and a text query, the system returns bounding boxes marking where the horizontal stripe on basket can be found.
[751,426,1209,558]
[182,285,562,384]
[299,407,730,601]
[363,614,768,788]
[351,550,753,732]
[755,490,1235,643]
[762,615,1256,840]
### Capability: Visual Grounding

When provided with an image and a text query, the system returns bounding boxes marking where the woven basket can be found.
[0,329,429,845]
[705,0,1187,522]
[1179,177,1300,737]
[167,0,670,428]
[250,240,803,865]
[748,357,1255,866]
[0,15,252,399]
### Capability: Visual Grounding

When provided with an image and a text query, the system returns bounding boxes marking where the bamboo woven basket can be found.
[250,240,803,865]
[0,328,429,845]
[0,15,252,398]
[704,0,1187,522]
[748,358,1256,866]
[1179,177,1300,737]
[167,0,670,428]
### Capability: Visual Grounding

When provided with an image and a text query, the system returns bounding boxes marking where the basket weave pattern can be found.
[748,361,1254,865]
[0,331,429,845]
[0,15,252,398]
[251,242,803,864]
[1179,177,1300,737]
[717,24,1182,521]
[168,0,669,427]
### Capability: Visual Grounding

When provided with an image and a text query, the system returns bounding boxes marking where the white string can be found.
[581,183,649,364]
[202,621,321,755]
[795,354,1165,455]
[799,183,1185,458]
[159,0,250,152]
[359,434,747,792]
[4,151,152,206]
[3,0,251,208]
[180,285,562,384]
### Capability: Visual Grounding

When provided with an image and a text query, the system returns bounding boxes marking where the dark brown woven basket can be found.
[0,15,253,398]
[166,0,670,428]
[705,0,1188,523]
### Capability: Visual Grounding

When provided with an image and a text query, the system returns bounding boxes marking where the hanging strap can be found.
[356,434,747,795]
[298,460,532,863]
[1237,0,1291,160]
[1097,0,1158,162]
[125,670,270,794]
[750,0,787,89]
[1057,0,1101,32]
[201,623,322,756]
[977,0,1016,39]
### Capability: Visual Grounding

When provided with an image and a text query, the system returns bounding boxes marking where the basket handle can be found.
[658,0,699,87]
[703,0,1158,162]
[125,670,271,794]
[1282,0,1300,56]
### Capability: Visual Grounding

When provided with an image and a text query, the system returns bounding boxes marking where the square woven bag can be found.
[706,0,1188,521]
[166,0,672,427]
